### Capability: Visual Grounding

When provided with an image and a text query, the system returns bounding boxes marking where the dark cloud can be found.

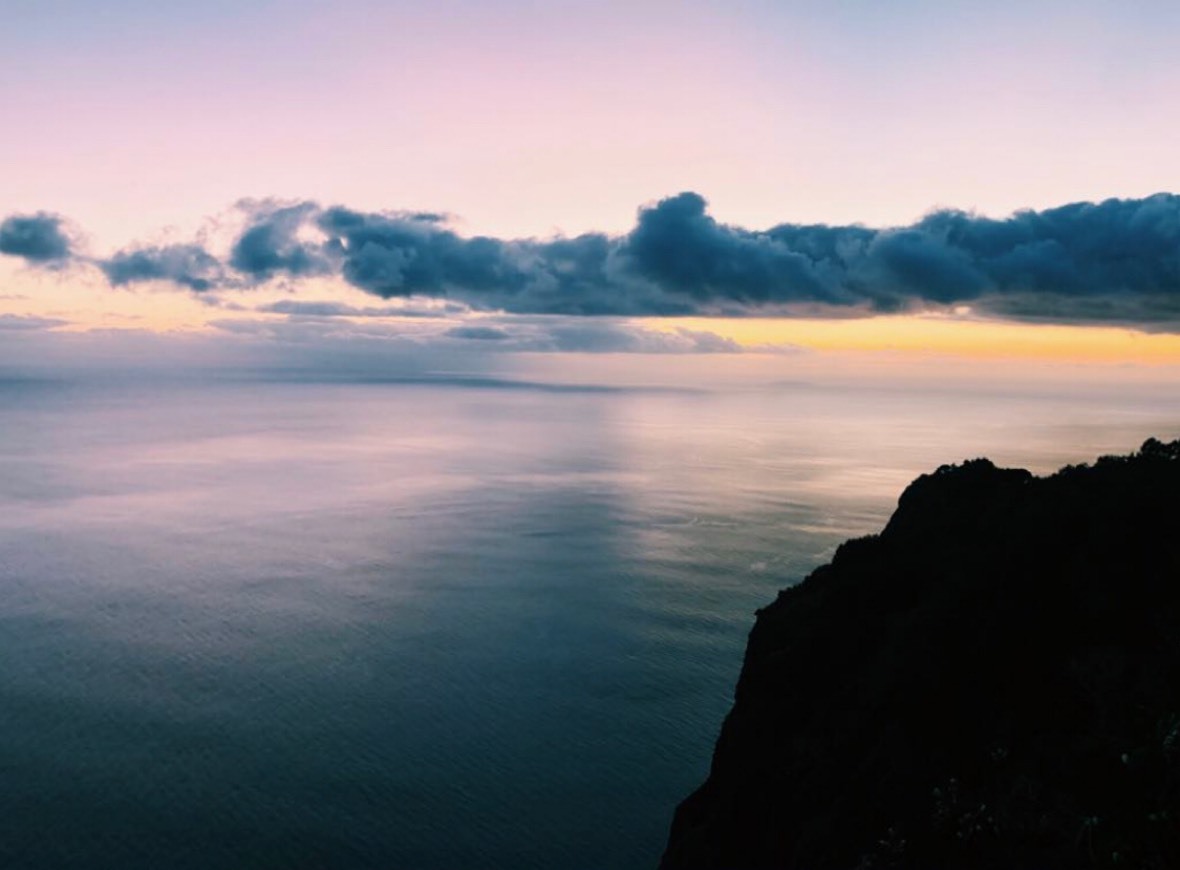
[222,190,1180,324]
[289,206,685,315]
[238,205,677,315]
[99,244,224,292]
[6,193,1180,327]
[620,192,1180,321]
[314,207,545,305]
[622,192,848,307]
[618,192,1180,322]
[0,213,72,263]
[231,201,332,281]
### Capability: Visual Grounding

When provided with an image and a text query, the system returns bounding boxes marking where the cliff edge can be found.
[661,439,1180,870]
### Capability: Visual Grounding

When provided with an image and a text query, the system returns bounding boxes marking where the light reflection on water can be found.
[1,376,1177,869]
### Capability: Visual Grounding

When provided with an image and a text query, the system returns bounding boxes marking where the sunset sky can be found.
[6,8,1180,867]
[4,0,1180,369]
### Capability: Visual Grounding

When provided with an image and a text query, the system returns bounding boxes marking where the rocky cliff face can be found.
[661,439,1180,870]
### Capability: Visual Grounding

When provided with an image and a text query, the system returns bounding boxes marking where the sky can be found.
[3,0,1180,373]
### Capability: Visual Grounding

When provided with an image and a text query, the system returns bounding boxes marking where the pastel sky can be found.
[3,0,1180,369]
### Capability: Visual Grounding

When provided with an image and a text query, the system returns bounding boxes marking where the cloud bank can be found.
[4,193,1180,326]
[217,309,746,355]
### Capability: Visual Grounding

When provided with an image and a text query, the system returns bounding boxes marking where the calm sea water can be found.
[2,373,1177,869]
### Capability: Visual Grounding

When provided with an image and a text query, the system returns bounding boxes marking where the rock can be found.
[660,439,1180,870]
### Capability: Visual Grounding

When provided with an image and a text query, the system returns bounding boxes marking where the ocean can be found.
[1,371,1177,869]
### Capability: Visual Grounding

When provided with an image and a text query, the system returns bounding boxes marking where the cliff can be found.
[660,439,1180,870]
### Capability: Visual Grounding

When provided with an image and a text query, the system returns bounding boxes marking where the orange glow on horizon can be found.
[659,315,1180,365]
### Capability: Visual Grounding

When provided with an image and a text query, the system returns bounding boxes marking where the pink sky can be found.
[5,0,1179,246]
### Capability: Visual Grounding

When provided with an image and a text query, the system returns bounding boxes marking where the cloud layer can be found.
[4,193,1180,325]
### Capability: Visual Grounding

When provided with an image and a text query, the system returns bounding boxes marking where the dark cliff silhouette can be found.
[661,439,1180,870]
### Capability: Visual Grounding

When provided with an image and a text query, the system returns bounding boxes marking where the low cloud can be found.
[524,322,743,353]
[0,314,68,331]
[440,318,746,353]
[5,193,1180,327]
[256,299,464,318]
[216,311,745,355]
[446,325,512,341]
[100,244,224,292]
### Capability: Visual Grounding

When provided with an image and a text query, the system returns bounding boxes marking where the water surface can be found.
[2,375,1177,869]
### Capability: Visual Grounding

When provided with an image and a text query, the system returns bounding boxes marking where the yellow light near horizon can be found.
[5,252,1180,367]
[660,315,1180,365]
